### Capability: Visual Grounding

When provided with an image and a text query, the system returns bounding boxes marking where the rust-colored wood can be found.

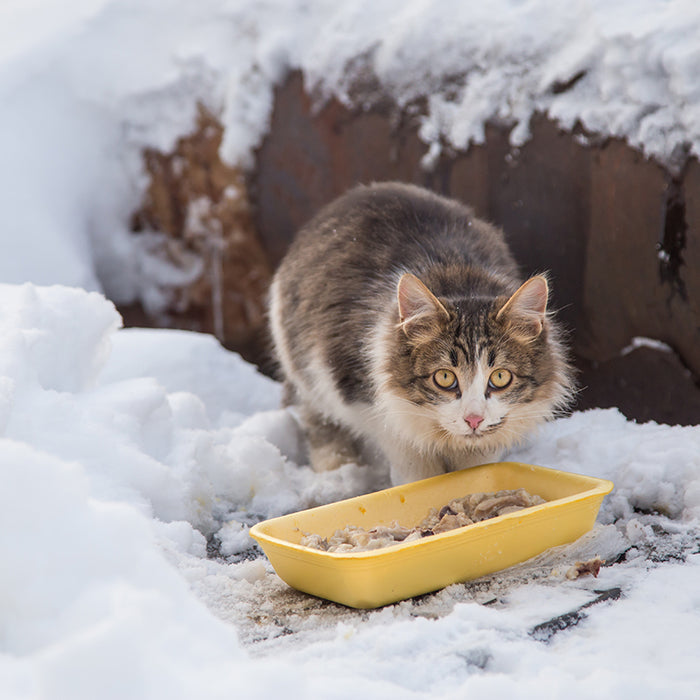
[250,70,700,423]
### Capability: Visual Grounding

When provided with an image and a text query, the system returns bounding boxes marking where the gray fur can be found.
[269,182,574,484]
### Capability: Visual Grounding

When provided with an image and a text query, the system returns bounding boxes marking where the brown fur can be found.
[269,182,574,484]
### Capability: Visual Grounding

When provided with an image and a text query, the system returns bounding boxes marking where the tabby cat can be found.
[269,182,574,485]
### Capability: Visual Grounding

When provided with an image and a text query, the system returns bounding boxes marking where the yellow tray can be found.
[250,462,613,609]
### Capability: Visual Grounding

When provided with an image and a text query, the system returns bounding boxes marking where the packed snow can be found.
[1,1,700,698]
[1,284,699,699]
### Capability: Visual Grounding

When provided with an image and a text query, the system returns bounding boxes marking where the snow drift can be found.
[0,284,698,698]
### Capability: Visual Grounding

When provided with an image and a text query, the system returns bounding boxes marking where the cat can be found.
[268,182,574,485]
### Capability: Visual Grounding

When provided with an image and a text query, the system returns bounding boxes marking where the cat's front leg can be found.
[444,447,505,472]
[299,405,365,472]
[386,444,505,484]
[383,442,446,485]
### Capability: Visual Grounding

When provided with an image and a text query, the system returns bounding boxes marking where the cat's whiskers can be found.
[508,402,562,422]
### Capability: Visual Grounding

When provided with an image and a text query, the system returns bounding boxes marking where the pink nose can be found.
[464,413,484,430]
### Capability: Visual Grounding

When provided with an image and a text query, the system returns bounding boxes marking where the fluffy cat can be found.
[269,182,574,485]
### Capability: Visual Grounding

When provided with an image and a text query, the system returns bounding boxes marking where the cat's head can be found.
[382,272,574,455]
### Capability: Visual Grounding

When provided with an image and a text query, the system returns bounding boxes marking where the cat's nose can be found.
[464,413,484,430]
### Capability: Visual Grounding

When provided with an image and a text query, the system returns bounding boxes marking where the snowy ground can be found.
[1,285,699,699]
[1,1,700,698]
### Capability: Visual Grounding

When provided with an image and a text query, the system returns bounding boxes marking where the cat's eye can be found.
[488,368,512,390]
[433,369,458,390]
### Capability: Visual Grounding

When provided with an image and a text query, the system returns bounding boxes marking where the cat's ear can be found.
[397,273,449,338]
[496,275,549,340]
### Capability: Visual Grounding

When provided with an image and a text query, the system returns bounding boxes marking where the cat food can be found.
[251,461,614,608]
[300,488,546,553]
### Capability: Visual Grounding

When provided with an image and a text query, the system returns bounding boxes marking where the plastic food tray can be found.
[249,462,613,609]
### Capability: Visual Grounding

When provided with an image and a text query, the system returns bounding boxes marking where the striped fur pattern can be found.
[269,182,574,484]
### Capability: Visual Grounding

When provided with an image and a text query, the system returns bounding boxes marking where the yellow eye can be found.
[488,368,512,389]
[433,369,458,390]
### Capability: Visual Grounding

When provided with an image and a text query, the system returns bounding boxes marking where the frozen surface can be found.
[0,284,699,698]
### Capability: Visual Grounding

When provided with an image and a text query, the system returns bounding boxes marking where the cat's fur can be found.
[269,182,574,485]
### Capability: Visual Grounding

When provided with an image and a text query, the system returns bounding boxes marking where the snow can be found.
[2,1,700,302]
[621,336,675,356]
[0,1,699,697]
[0,283,699,699]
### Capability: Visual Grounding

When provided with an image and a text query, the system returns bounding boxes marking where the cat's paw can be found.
[309,443,361,472]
